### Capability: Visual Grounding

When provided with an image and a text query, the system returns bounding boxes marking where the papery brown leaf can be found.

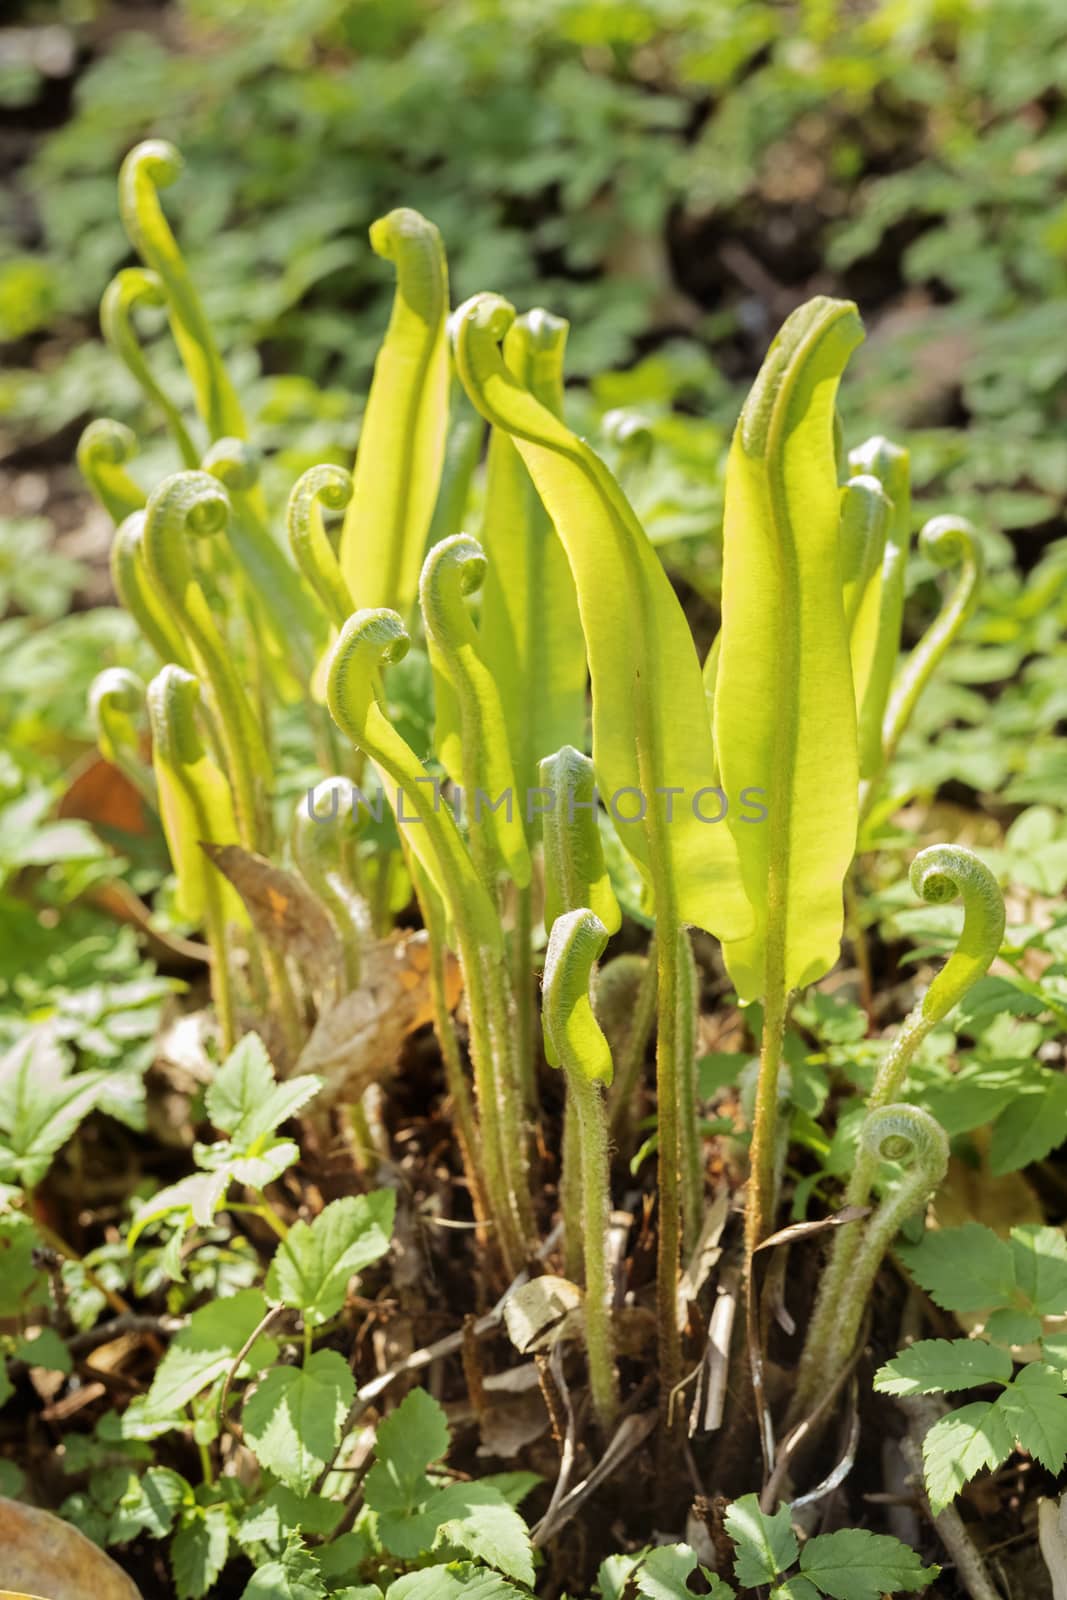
[201,841,343,991]
[0,1498,143,1599]
[58,753,149,837]
[295,929,460,1101]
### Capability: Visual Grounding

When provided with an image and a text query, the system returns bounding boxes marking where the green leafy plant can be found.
[875,1221,1067,1513]
[6,113,1050,1597]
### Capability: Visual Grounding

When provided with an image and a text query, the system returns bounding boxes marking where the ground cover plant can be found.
[2,6,1067,1600]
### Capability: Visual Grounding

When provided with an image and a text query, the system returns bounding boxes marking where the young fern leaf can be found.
[715,296,864,1004]
[100,268,199,467]
[340,209,450,618]
[77,419,146,523]
[287,465,356,631]
[867,844,1006,1114]
[147,664,245,1050]
[540,744,620,1283]
[142,471,272,851]
[326,610,496,941]
[454,292,749,939]
[542,908,619,1428]
[848,435,911,782]
[540,745,620,940]
[714,296,864,1261]
[201,438,325,677]
[119,140,246,442]
[326,608,530,1272]
[110,510,193,669]
[794,847,1003,1420]
[455,291,750,1401]
[879,514,984,773]
[419,534,531,890]
[479,310,586,807]
[90,667,155,806]
[840,473,890,718]
[426,380,486,546]
[793,1104,949,1420]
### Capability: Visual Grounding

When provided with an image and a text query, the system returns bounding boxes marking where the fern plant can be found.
[48,137,1031,1597]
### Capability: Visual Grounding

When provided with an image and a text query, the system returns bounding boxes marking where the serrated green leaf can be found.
[635,1543,734,1598]
[205,1034,322,1151]
[0,1030,109,1188]
[773,1579,821,1600]
[371,1385,451,1489]
[898,1223,1016,1312]
[798,1526,938,1599]
[723,1494,798,1585]
[128,1169,231,1254]
[433,1480,535,1586]
[172,1503,231,1600]
[266,1191,395,1326]
[987,1308,1042,1346]
[0,1213,44,1316]
[873,1339,1012,1396]
[240,1536,328,1600]
[387,1567,528,1600]
[597,1552,639,1600]
[109,1466,188,1542]
[995,1363,1067,1473]
[922,1400,1014,1514]
[990,1074,1067,1173]
[243,1349,354,1495]
[1010,1225,1067,1316]
[237,1486,343,1551]
[145,1288,278,1418]
[14,1326,72,1375]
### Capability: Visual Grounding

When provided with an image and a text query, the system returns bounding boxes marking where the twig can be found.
[217,1303,289,1430]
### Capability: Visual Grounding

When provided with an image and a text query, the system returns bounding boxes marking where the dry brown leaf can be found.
[58,752,149,837]
[201,841,343,993]
[296,930,460,1101]
[0,1498,143,1599]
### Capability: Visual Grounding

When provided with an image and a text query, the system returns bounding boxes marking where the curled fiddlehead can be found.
[867,843,1005,1114]
[147,663,244,1050]
[879,515,984,773]
[539,745,620,939]
[78,419,145,524]
[543,909,613,1085]
[90,667,154,806]
[542,908,619,1428]
[340,207,450,617]
[287,464,355,630]
[119,140,246,441]
[201,439,324,680]
[110,511,192,668]
[849,435,911,783]
[292,777,370,989]
[142,471,271,850]
[100,268,199,466]
[327,609,532,1270]
[793,1105,949,1421]
[540,744,620,1281]
[840,473,890,635]
[419,534,531,891]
